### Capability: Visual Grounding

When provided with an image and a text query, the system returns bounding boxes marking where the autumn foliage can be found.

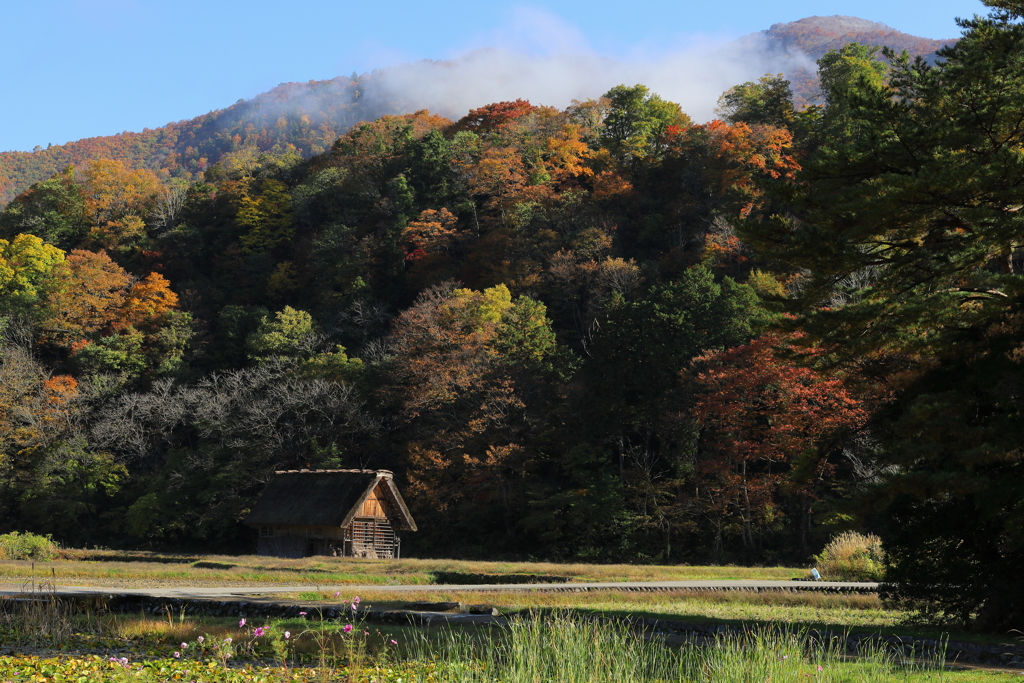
[691,333,867,548]
[0,78,874,566]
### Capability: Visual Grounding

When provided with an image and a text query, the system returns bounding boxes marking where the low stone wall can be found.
[431,571,571,585]
[542,584,876,594]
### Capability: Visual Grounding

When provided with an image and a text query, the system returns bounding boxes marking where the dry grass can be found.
[815,532,885,582]
[104,615,210,641]
[0,552,805,587]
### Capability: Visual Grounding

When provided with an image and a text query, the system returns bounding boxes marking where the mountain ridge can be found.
[764,14,956,60]
[0,16,957,205]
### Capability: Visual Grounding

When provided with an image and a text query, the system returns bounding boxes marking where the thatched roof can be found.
[244,469,417,531]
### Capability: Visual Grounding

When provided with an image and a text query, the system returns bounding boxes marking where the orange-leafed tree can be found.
[39,249,131,346]
[401,208,463,292]
[79,159,162,250]
[464,147,528,227]
[33,248,186,377]
[661,120,800,221]
[543,124,594,185]
[121,272,180,328]
[691,332,867,553]
[457,100,538,134]
[402,208,461,262]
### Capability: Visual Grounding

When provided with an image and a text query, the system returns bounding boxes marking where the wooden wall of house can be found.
[358,484,391,518]
[349,517,398,559]
[256,520,399,558]
[257,534,306,558]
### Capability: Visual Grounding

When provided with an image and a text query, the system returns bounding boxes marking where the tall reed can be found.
[0,582,75,647]
[398,612,946,683]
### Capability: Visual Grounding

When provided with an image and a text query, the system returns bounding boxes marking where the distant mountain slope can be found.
[0,16,957,205]
[0,77,398,204]
[758,16,957,108]
[764,15,956,61]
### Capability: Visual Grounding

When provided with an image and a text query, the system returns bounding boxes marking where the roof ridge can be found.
[246,469,412,530]
[272,469,394,477]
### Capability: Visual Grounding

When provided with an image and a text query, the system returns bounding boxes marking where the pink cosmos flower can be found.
[253,627,265,637]
[173,651,180,659]
[284,631,291,639]
[239,618,246,628]
[343,624,353,634]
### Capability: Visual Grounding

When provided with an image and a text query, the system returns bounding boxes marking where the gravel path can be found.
[0,578,878,598]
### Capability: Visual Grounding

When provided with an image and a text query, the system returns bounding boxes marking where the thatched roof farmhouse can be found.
[245,469,417,558]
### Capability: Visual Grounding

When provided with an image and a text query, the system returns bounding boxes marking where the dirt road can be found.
[0,578,877,599]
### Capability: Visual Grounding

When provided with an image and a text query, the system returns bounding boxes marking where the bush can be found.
[814,531,885,582]
[0,531,59,560]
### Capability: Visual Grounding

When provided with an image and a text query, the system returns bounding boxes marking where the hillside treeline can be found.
[0,17,957,206]
[0,78,368,205]
[2,0,1023,630]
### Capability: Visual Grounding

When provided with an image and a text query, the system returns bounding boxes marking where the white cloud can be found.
[358,9,815,123]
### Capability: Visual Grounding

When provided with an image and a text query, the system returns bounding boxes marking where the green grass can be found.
[299,587,1024,648]
[5,552,1020,677]
[0,611,1019,682]
[334,587,895,625]
[0,551,808,586]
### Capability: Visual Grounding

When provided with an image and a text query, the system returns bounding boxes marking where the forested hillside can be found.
[762,15,957,107]
[0,16,955,205]
[0,74,862,564]
[0,79,371,205]
[3,0,1023,631]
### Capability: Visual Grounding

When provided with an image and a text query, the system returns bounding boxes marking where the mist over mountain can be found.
[0,15,956,205]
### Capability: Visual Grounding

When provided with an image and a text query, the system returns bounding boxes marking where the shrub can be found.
[0,531,59,561]
[815,531,885,582]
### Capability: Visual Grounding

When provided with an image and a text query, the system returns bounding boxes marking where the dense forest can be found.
[2,0,1023,630]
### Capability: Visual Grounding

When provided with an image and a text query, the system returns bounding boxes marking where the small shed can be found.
[244,469,417,559]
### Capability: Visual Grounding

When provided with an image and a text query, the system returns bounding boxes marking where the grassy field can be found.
[3,553,1021,680]
[0,551,807,586]
[293,588,1024,648]
[1,552,1014,646]
[315,588,903,629]
[0,608,1019,682]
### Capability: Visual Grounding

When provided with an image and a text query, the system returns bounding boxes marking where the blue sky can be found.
[0,0,987,153]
